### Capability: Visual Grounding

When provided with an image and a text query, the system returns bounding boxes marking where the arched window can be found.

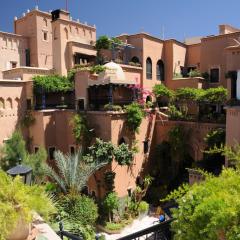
[6,98,13,109]
[131,56,140,63]
[156,60,164,81]
[15,97,20,108]
[146,95,152,103]
[118,137,126,145]
[64,28,68,40]
[0,98,5,109]
[146,57,152,79]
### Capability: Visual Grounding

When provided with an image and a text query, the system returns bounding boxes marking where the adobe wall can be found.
[0,32,28,77]
[154,120,225,161]
[30,110,76,154]
[0,80,28,145]
[86,111,156,198]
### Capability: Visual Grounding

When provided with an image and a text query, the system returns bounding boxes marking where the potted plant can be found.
[0,170,55,240]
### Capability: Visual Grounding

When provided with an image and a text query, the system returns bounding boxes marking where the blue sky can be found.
[1,0,240,41]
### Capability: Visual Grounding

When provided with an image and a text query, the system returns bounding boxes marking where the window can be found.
[78,99,85,110]
[156,60,164,81]
[43,32,48,41]
[118,137,126,145]
[143,140,149,154]
[146,57,152,79]
[25,49,30,66]
[210,68,219,83]
[231,71,237,99]
[48,147,56,160]
[64,28,69,40]
[11,61,17,69]
[70,146,75,155]
[34,147,39,153]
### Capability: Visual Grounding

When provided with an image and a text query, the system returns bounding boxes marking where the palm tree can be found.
[45,150,108,195]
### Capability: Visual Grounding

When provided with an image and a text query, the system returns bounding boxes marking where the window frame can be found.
[210,67,220,83]
[146,57,152,80]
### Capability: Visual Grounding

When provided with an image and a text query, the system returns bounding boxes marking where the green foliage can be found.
[0,130,27,169]
[204,128,226,148]
[21,110,35,128]
[89,65,107,74]
[0,170,55,240]
[104,171,116,192]
[33,75,74,93]
[44,150,108,195]
[96,35,111,50]
[198,87,227,104]
[153,84,174,99]
[55,194,98,240]
[104,103,123,112]
[71,114,90,145]
[138,201,149,214]
[0,130,47,182]
[173,72,183,79]
[113,143,133,166]
[168,105,188,120]
[175,87,203,102]
[23,147,47,183]
[167,168,240,240]
[124,102,146,133]
[103,192,119,222]
[104,222,124,231]
[188,69,202,77]
[88,138,115,164]
[202,72,210,81]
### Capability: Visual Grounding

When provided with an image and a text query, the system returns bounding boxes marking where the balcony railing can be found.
[117,219,173,240]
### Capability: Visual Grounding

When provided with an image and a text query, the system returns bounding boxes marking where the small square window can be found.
[11,62,17,69]
[48,147,56,160]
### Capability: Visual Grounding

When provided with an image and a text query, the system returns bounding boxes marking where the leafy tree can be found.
[95,35,111,51]
[0,130,27,170]
[175,87,203,102]
[0,130,47,182]
[198,87,227,104]
[103,192,119,223]
[23,147,47,183]
[166,168,240,240]
[124,102,146,133]
[44,150,108,195]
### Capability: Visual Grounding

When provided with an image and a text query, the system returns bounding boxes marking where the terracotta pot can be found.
[7,218,30,240]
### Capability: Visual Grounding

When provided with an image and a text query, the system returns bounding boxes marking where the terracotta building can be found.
[0,7,239,197]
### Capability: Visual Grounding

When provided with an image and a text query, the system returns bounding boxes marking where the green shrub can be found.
[124,102,145,133]
[33,75,74,93]
[173,72,183,78]
[55,194,98,239]
[188,69,202,77]
[175,87,204,102]
[153,84,174,99]
[103,192,119,223]
[113,143,133,166]
[104,104,122,111]
[198,87,227,104]
[166,168,240,240]
[105,222,124,231]
[138,201,149,214]
[0,170,55,240]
